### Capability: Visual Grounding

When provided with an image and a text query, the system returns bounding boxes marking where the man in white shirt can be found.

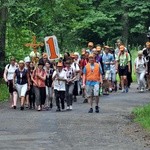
[52,62,67,111]
[3,57,18,109]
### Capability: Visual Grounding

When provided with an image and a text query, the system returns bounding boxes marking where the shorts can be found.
[16,83,28,97]
[7,80,17,94]
[86,84,99,97]
[118,66,128,76]
[105,70,111,80]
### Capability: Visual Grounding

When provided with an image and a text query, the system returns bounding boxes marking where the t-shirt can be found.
[102,53,114,71]
[5,64,17,80]
[116,52,130,66]
[71,62,80,81]
[45,67,54,87]
[52,69,67,91]
[64,66,75,81]
[134,57,146,73]
[32,69,46,87]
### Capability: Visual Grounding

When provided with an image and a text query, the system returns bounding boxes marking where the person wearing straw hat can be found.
[134,50,147,92]
[13,60,30,110]
[52,62,67,112]
[82,54,103,113]
[3,57,18,109]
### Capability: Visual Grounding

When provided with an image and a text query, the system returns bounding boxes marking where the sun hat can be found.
[19,60,25,64]
[57,62,63,67]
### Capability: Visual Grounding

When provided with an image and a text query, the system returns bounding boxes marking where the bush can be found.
[0,79,9,102]
[133,104,150,130]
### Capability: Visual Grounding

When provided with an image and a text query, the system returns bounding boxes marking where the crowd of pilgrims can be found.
[3,40,150,112]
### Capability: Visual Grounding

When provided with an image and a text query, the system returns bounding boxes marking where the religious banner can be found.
[44,35,60,60]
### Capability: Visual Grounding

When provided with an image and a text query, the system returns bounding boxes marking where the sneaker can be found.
[37,105,41,111]
[88,108,93,113]
[20,106,24,111]
[121,89,125,93]
[50,103,53,109]
[66,106,70,111]
[61,104,65,110]
[13,106,16,109]
[140,88,144,92]
[83,99,88,103]
[109,88,112,92]
[70,105,73,110]
[95,106,99,113]
[125,87,128,93]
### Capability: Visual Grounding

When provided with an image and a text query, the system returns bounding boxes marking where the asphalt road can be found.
[0,84,150,150]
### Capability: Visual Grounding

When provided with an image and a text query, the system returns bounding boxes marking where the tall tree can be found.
[0,0,8,77]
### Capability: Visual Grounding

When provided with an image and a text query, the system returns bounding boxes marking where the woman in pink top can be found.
[31,62,46,111]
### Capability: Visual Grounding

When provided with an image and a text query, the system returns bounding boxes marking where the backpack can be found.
[6,64,10,77]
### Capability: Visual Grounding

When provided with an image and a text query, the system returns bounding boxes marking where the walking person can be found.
[134,51,147,92]
[29,62,35,109]
[45,61,54,110]
[31,62,46,111]
[82,54,103,113]
[52,62,67,111]
[13,60,30,110]
[102,46,115,92]
[24,56,31,108]
[64,59,76,111]
[71,53,80,102]
[116,45,131,93]
[3,57,18,109]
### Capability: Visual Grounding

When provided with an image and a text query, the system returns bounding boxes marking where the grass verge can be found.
[132,104,150,130]
[0,79,9,102]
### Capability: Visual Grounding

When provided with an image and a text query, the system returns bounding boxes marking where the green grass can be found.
[132,104,150,130]
[0,79,9,102]
[131,50,150,130]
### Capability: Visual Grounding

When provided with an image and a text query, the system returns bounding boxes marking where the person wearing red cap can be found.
[82,54,103,113]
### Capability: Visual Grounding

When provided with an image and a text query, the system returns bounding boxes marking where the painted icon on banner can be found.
[44,36,60,60]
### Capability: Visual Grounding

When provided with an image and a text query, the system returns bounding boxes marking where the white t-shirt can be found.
[52,69,67,91]
[5,64,17,80]
[134,57,146,73]
[71,62,80,81]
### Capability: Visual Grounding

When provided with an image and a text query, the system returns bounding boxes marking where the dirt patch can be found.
[122,114,150,148]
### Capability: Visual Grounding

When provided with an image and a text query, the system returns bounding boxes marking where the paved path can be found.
[0,84,150,150]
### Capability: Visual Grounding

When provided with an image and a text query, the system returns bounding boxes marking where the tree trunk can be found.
[121,12,129,47]
[0,5,7,78]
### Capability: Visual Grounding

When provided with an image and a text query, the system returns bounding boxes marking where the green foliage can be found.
[0,79,9,102]
[133,103,150,130]
[0,0,150,63]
